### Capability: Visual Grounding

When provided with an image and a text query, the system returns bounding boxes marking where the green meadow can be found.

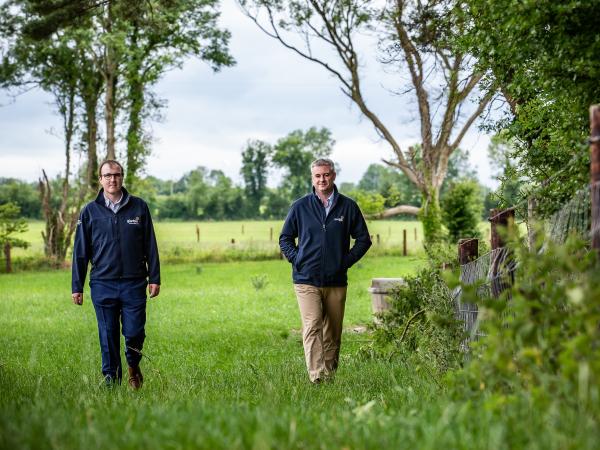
[0,256,431,449]
[14,220,433,264]
[2,255,597,449]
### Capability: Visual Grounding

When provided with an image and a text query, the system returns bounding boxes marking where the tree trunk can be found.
[367,204,420,219]
[419,189,443,244]
[104,0,117,160]
[40,85,81,266]
[125,25,146,189]
[4,241,11,273]
[84,94,100,192]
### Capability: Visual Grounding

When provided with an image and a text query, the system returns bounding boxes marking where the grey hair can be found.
[311,158,336,172]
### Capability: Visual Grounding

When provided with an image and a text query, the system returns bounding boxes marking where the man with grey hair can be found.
[280,158,371,383]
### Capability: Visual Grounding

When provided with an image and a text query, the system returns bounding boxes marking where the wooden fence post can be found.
[376,234,380,245]
[403,229,407,256]
[458,238,478,265]
[195,225,200,243]
[591,105,600,255]
[489,208,515,250]
[4,242,11,273]
[270,227,273,242]
[414,228,417,241]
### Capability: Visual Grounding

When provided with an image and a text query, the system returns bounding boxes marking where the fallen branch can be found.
[366,205,421,219]
[399,309,426,345]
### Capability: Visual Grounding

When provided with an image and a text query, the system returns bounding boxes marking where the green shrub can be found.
[448,233,600,415]
[442,179,483,243]
[250,274,269,290]
[366,264,465,376]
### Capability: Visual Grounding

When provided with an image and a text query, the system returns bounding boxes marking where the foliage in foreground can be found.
[449,235,600,416]
[366,231,600,442]
[366,263,465,376]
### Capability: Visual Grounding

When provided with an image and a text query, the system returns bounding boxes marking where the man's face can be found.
[311,164,336,195]
[99,164,123,196]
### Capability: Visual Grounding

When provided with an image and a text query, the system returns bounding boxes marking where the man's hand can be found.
[72,292,83,305]
[149,284,160,299]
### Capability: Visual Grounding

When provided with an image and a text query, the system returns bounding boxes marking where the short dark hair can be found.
[98,160,124,178]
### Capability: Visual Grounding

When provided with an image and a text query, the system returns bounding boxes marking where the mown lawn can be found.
[1,255,597,449]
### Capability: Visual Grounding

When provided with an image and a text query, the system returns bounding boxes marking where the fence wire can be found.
[454,247,516,347]
[455,179,594,350]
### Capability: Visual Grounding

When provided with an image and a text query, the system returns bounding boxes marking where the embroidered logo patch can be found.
[334,215,344,222]
[127,216,140,225]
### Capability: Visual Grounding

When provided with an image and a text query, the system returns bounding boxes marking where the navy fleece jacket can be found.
[71,188,160,293]
[279,186,372,287]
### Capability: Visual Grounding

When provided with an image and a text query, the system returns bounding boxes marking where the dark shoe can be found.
[128,366,143,390]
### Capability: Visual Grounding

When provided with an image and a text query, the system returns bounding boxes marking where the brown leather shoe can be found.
[128,366,143,390]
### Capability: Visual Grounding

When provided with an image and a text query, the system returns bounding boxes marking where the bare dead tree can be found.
[39,80,85,265]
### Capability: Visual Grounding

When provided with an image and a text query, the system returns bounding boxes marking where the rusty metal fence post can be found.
[458,238,478,264]
[490,208,515,250]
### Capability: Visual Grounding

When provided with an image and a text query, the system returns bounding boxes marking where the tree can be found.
[1,0,234,192]
[0,202,29,273]
[271,127,334,201]
[0,179,42,219]
[358,163,421,211]
[119,0,235,189]
[359,148,478,218]
[239,0,496,243]
[262,188,292,219]
[203,170,246,220]
[183,166,210,219]
[486,132,522,209]
[441,178,483,243]
[346,190,386,218]
[458,0,600,216]
[0,18,86,263]
[241,140,271,217]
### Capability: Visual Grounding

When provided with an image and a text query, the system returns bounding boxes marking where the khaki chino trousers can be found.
[294,284,347,382]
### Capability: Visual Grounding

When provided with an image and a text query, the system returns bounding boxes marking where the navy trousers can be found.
[90,278,147,382]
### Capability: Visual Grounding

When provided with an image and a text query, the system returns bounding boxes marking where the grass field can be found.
[14,219,493,263]
[14,220,433,265]
[1,254,597,448]
[0,256,428,449]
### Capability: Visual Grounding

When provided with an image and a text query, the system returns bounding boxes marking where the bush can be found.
[365,263,465,376]
[448,233,600,415]
[442,179,483,243]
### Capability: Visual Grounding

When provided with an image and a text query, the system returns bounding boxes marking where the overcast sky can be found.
[0,0,496,188]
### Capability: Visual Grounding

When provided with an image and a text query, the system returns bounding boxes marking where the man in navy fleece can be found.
[71,160,160,389]
[280,158,371,383]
